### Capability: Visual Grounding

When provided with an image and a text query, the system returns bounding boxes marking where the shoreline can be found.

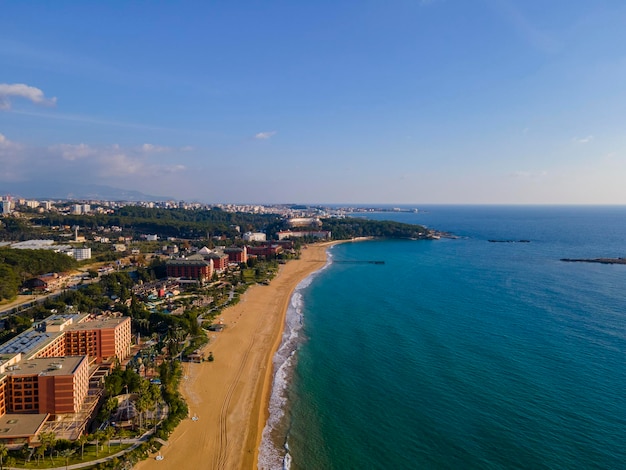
[134,241,344,470]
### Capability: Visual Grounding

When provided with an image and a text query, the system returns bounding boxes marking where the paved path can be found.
[5,432,156,470]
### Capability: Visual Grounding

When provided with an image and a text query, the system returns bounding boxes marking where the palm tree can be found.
[3,456,15,469]
[60,448,75,470]
[18,444,30,465]
[104,426,115,453]
[135,395,149,430]
[116,426,130,445]
[76,433,88,460]
[39,431,56,463]
[93,430,104,457]
[0,443,8,470]
[34,445,45,464]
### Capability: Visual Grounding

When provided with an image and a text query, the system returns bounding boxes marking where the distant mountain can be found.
[0,181,171,201]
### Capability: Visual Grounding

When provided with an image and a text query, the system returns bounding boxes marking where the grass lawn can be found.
[16,443,132,469]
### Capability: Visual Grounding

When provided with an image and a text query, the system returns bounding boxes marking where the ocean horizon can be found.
[259,205,626,469]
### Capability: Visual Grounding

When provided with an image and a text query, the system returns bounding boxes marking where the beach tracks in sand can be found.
[213,310,263,469]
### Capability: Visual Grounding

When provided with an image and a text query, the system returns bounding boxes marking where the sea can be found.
[258,205,626,470]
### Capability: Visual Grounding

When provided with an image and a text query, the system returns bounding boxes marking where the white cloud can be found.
[254,131,277,140]
[0,133,20,150]
[180,145,194,152]
[43,140,189,179]
[0,133,191,193]
[50,143,95,161]
[573,135,594,144]
[101,152,144,177]
[140,143,170,153]
[0,83,57,110]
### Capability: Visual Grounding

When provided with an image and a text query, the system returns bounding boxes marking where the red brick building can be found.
[246,244,283,258]
[0,315,132,366]
[64,317,132,364]
[166,257,214,281]
[204,252,229,271]
[224,246,247,264]
[5,356,89,416]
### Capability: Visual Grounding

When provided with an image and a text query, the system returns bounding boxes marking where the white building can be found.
[73,248,92,261]
[243,232,267,242]
[0,200,12,215]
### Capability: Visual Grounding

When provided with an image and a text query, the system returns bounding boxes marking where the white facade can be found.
[243,232,267,242]
[0,200,12,215]
[73,248,92,261]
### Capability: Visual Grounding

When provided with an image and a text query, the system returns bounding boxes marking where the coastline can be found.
[134,241,341,470]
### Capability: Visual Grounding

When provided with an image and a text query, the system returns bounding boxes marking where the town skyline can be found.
[2,1,626,204]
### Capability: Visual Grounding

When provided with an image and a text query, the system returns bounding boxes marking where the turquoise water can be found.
[260,206,626,469]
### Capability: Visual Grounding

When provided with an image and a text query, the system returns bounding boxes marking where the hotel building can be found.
[0,314,132,447]
[166,256,214,281]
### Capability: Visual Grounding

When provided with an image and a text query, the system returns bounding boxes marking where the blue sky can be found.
[1,0,626,204]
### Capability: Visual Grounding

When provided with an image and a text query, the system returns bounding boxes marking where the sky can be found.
[1,0,626,204]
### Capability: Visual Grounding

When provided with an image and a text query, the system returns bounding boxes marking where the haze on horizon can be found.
[1,1,626,205]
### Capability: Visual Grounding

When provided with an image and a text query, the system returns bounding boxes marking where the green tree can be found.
[0,443,7,470]
[93,430,104,457]
[60,448,75,470]
[3,456,15,469]
[104,426,115,453]
[76,433,89,460]
[39,431,56,463]
[34,444,45,464]
[0,265,19,301]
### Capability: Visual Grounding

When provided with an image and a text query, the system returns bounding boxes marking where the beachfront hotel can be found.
[0,314,132,364]
[166,256,214,281]
[0,314,132,448]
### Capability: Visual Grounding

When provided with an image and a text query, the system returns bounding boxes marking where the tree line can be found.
[321,217,430,239]
[0,248,77,301]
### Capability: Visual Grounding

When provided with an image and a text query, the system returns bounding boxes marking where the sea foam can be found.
[258,249,334,470]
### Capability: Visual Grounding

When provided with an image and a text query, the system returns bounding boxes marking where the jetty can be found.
[561,258,626,265]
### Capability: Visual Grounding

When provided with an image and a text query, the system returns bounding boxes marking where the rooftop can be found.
[7,356,87,377]
[66,316,130,332]
[0,413,48,439]
[0,328,63,357]
[165,258,211,266]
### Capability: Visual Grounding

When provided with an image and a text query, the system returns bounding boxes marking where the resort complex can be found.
[0,314,131,448]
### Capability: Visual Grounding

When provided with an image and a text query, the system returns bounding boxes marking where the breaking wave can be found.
[258,249,334,469]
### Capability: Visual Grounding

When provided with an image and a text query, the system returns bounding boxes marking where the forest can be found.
[321,217,430,239]
[0,248,78,301]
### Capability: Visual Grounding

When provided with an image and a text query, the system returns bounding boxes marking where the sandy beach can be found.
[135,242,334,470]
